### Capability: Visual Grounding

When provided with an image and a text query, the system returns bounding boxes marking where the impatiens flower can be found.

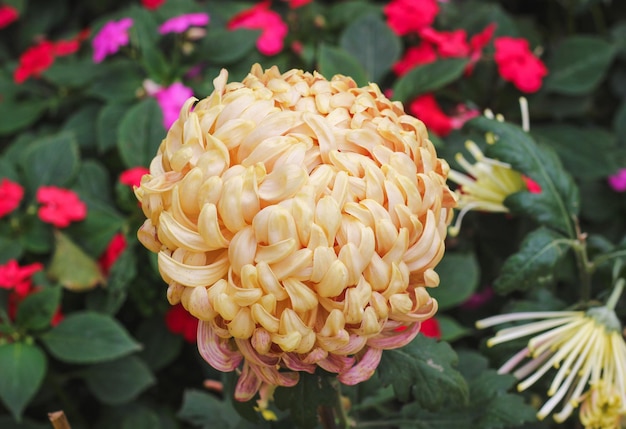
[409,94,479,137]
[494,37,548,93]
[99,233,127,275]
[467,23,496,73]
[153,82,194,129]
[0,178,24,218]
[447,140,529,236]
[0,5,18,29]
[384,0,439,36]
[283,0,312,8]
[92,18,133,63]
[159,13,210,35]
[120,166,150,188]
[165,304,199,343]
[135,64,456,400]
[141,0,165,10]
[14,41,56,83]
[228,1,288,56]
[608,168,626,192]
[419,317,441,339]
[0,259,44,297]
[419,28,470,58]
[36,186,87,228]
[392,43,437,76]
[476,280,626,425]
[461,286,494,310]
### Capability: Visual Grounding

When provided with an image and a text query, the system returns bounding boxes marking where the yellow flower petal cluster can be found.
[477,284,626,427]
[135,64,456,399]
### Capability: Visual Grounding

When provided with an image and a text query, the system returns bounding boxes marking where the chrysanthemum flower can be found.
[135,64,456,400]
[447,140,531,235]
[476,281,626,426]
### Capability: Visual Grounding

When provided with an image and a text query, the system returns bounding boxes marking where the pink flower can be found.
[120,166,150,188]
[153,82,194,129]
[165,304,199,343]
[392,43,437,76]
[384,0,439,36]
[141,0,165,10]
[409,94,478,137]
[36,186,87,228]
[420,27,470,58]
[92,18,133,63]
[494,37,548,93]
[159,13,209,35]
[466,23,496,74]
[98,233,127,276]
[0,260,44,297]
[608,168,626,192]
[0,178,24,218]
[0,4,19,29]
[461,287,494,310]
[228,1,288,56]
[283,0,312,7]
[523,176,542,194]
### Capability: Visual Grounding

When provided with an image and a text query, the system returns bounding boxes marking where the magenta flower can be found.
[608,168,626,192]
[92,18,133,63]
[159,13,209,35]
[154,82,194,128]
[227,1,288,56]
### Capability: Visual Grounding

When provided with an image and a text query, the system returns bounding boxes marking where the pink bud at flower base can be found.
[135,64,456,399]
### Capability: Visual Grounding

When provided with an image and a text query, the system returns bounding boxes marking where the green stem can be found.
[318,378,349,429]
[606,278,624,311]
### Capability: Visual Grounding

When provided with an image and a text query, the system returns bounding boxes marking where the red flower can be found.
[384,0,439,36]
[0,178,24,218]
[36,186,87,228]
[141,0,165,10]
[228,1,288,56]
[98,233,127,276]
[0,4,18,28]
[466,23,496,74]
[0,260,43,297]
[283,0,312,7]
[120,167,150,188]
[419,317,441,339]
[420,28,470,58]
[165,304,199,343]
[410,94,479,137]
[494,37,548,93]
[14,41,56,83]
[523,175,542,194]
[392,42,437,76]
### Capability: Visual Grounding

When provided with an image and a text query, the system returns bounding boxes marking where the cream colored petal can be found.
[218,174,247,234]
[258,164,308,204]
[158,250,228,288]
[283,278,318,313]
[256,262,289,300]
[228,226,257,274]
[197,203,231,250]
[316,259,349,298]
[270,248,313,280]
[251,303,280,333]
[228,307,255,339]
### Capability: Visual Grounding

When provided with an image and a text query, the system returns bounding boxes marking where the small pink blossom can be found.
[523,176,542,194]
[461,287,495,310]
[392,43,437,76]
[410,94,478,137]
[494,37,548,93]
[608,168,626,192]
[384,0,439,36]
[98,233,127,276]
[159,13,209,35]
[283,0,312,7]
[92,18,133,63]
[141,0,165,10]
[0,5,19,29]
[153,82,194,129]
[0,260,43,297]
[419,27,470,58]
[120,166,150,188]
[228,1,288,56]
[0,178,24,218]
[36,186,87,228]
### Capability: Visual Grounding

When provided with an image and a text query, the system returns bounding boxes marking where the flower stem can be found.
[318,378,349,429]
[606,278,624,311]
[572,221,593,301]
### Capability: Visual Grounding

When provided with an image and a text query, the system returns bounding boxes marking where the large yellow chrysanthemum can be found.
[135,64,456,399]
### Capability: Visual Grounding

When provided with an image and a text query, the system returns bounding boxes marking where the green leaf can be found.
[15,287,62,331]
[392,59,468,104]
[0,235,23,264]
[83,355,155,405]
[339,13,401,83]
[40,311,141,364]
[0,343,47,421]
[274,373,335,429]
[0,100,47,136]
[317,44,368,86]
[43,57,101,88]
[328,1,382,28]
[47,231,104,292]
[0,416,49,429]
[61,103,101,150]
[437,315,471,342]
[378,336,468,409]
[19,132,79,190]
[68,204,124,257]
[615,101,626,147]
[75,160,113,205]
[197,29,259,65]
[97,103,130,154]
[544,36,616,95]
[532,125,618,179]
[472,117,580,237]
[88,60,145,102]
[494,227,572,293]
[117,98,165,169]
[429,253,479,310]
[178,390,240,429]
[121,408,162,429]
[136,316,183,371]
